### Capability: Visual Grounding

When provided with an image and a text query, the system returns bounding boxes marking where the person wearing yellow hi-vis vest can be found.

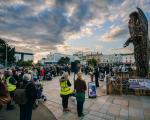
[59,72,73,112]
[5,70,17,110]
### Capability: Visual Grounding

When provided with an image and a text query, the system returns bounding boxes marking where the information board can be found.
[88,82,96,98]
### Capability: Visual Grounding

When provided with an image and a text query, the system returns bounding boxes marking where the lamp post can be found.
[2,38,16,68]
[5,43,8,68]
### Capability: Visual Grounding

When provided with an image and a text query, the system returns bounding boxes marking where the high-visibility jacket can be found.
[6,77,16,92]
[60,81,73,95]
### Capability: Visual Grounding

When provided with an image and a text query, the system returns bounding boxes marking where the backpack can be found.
[0,81,8,96]
[14,89,27,105]
[14,83,29,105]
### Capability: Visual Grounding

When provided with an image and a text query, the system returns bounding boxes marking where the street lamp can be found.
[5,43,8,68]
[2,37,16,68]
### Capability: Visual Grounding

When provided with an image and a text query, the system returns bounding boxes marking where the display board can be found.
[88,82,96,98]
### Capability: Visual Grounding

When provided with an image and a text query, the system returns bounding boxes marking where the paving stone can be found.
[129,100,142,109]
[142,96,150,102]
[96,96,109,103]
[128,116,135,120]
[42,74,150,120]
[82,117,92,120]
[89,103,103,111]
[46,106,63,119]
[107,104,121,117]
[113,98,128,108]
[112,98,121,104]
[107,96,114,103]
[84,100,95,109]
[145,117,150,120]
[144,109,150,120]
[119,108,128,119]
[44,101,62,108]
[116,116,128,120]
[142,102,150,109]
[129,107,144,120]
[99,102,111,114]
[112,96,124,100]
[89,111,115,120]
[85,114,106,120]
[58,113,79,120]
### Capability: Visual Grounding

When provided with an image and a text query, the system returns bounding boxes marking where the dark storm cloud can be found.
[0,0,149,55]
[0,0,97,51]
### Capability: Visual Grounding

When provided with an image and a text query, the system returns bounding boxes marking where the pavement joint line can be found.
[90,110,116,118]
[126,99,129,120]
[89,113,115,120]
[46,99,62,105]
[98,96,110,112]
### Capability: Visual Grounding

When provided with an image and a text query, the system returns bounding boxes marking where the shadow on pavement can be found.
[0,102,57,120]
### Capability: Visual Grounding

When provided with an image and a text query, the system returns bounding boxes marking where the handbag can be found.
[0,81,11,105]
[14,89,27,105]
[0,81,8,96]
[0,93,11,105]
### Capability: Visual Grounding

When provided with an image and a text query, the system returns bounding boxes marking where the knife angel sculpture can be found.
[124,8,149,77]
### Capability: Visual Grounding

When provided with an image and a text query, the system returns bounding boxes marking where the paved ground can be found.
[43,73,150,120]
[0,102,57,120]
[0,72,150,120]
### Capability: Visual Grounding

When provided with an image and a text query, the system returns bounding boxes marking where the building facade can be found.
[100,53,134,66]
[85,52,103,64]
[15,52,34,62]
[41,53,80,64]
[121,53,135,65]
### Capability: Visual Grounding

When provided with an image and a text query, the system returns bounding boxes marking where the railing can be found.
[106,72,150,96]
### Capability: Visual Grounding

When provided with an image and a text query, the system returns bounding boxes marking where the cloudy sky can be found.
[0,0,150,62]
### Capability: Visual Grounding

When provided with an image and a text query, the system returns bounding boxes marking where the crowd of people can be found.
[0,67,41,120]
[0,63,134,119]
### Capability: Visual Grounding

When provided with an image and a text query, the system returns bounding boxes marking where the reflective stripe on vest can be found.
[60,81,73,95]
[6,77,16,92]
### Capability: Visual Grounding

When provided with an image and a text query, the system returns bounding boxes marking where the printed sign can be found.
[88,82,96,98]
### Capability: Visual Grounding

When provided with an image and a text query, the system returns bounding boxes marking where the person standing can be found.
[5,70,17,110]
[20,72,37,120]
[0,74,11,110]
[94,67,99,87]
[32,68,38,82]
[59,72,73,112]
[74,72,87,117]
[40,67,45,81]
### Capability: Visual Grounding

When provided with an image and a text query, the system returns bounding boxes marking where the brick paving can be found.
[43,74,150,120]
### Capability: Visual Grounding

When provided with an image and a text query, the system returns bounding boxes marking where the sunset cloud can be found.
[100,26,127,42]
[0,0,149,62]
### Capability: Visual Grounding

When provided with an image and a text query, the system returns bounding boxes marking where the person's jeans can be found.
[77,101,84,116]
[61,95,69,109]
[20,102,33,120]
